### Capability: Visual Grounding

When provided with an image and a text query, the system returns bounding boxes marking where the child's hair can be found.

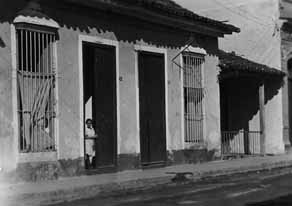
[85,119,93,125]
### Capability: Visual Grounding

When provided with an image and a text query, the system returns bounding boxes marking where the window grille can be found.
[183,53,204,143]
[16,26,56,153]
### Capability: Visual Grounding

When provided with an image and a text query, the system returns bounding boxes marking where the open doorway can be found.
[83,42,117,171]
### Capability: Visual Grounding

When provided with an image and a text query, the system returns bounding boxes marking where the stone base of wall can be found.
[116,148,217,170]
[283,127,291,147]
[167,149,217,165]
[1,158,85,183]
[117,153,140,171]
[1,148,217,183]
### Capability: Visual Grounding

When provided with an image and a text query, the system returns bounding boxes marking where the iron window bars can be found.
[16,25,56,153]
[183,52,205,143]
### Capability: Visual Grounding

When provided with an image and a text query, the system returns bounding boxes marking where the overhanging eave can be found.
[61,0,239,37]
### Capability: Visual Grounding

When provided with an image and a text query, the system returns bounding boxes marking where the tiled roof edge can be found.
[218,50,285,76]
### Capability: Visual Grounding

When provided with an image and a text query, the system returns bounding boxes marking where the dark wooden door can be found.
[92,45,117,169]
[289,78,292,141]
[138,51,166,166]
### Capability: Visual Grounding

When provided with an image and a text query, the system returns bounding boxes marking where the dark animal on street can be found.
[166,172,194,182]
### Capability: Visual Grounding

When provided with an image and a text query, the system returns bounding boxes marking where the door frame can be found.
[134,45,169,164]
[78,35,120,165]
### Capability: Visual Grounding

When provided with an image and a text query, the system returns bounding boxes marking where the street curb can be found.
[196,160,292,179]
[5,159,292,206]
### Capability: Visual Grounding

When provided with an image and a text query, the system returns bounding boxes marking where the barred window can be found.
[16,25,56,153]
[183,52,205,143]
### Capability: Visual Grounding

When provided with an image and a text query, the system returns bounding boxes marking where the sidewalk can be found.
[2,153,292,206]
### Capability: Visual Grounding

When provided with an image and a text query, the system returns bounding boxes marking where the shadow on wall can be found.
[220,76,284,154]
[265,76,284,105]
[0,0,219,56]
[220,76,283,132]
[220,78,260,132]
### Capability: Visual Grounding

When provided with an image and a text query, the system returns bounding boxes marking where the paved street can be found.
[52,168,292,206]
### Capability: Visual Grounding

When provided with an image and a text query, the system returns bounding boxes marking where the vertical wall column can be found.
[259,82,266,155]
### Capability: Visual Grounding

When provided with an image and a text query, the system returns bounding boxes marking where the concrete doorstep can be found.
[1,154,292,206]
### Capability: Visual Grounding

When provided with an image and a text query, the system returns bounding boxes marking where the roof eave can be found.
[218,50,286,78]
[62,0,239,37]
[219,63,286,78]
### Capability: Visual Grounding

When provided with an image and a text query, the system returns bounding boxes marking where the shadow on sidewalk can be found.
[247,194,292,206]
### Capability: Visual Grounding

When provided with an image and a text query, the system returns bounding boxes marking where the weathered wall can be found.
[0,0,223,176]
[281,24,292,147]
[48,3,223,162]
[57,28,81,160]
[167,48,184,152]
[0,22,16,171]
[265,77,285,153]
[175,0,281,67]
[176,0,285,154]
[204,54,221,155]
[118,42,138,155]
[0,0,26,171]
